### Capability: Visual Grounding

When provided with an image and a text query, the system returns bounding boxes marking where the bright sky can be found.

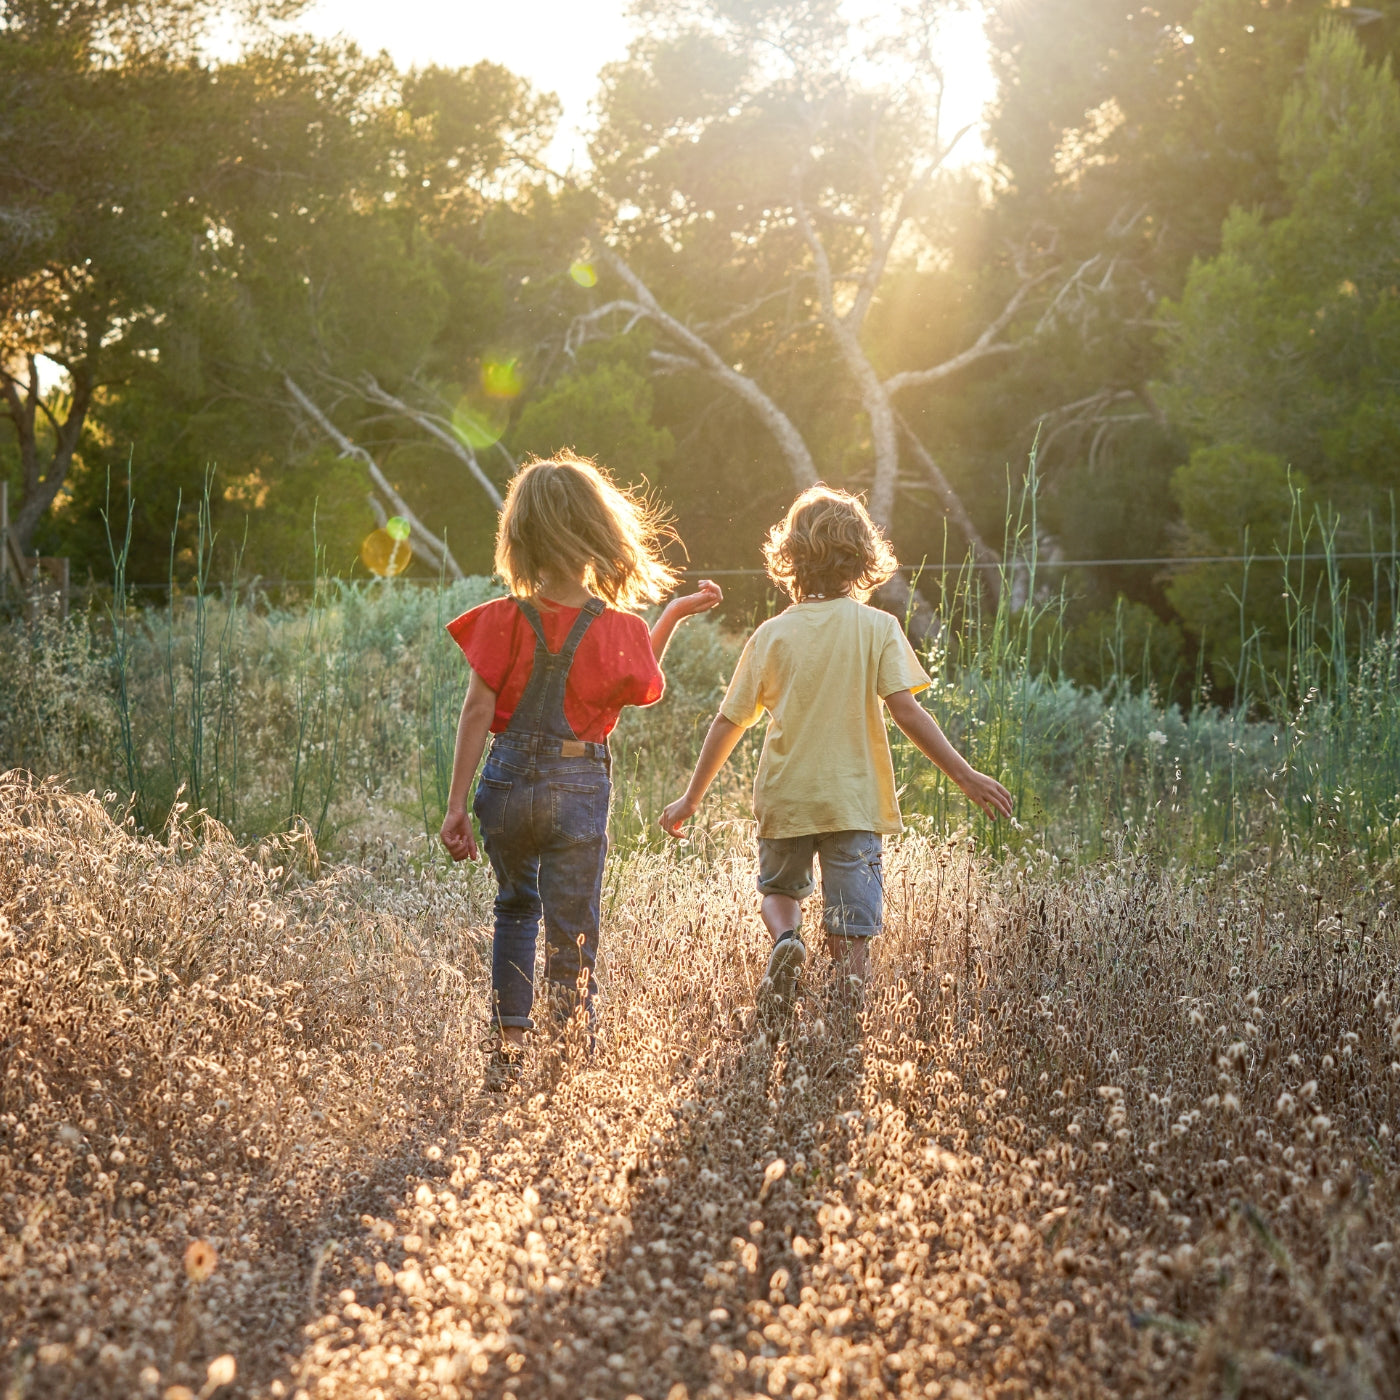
[301,0,994,169]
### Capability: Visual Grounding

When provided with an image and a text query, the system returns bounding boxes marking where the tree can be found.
[2,0,571,579]
[1161,20,1400,670]
[212,57,571,577]
[1166,19,1400,501]
[0,0,306,554]
[571,0,1060,609]
[976,0,1400,625]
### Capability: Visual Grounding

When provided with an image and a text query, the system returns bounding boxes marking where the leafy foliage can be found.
[1163,22,1400,669]
[5,0,1400,670]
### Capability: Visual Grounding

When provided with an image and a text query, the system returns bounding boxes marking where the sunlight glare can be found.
[361,526,413,577]
[302,0,994,171]
[452,393,511,451]
[452,358,524,450]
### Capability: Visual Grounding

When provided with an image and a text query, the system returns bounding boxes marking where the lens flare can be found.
[452,392,511,450]
[480,357,524,399]
[569,261,597,288]
[361,527,413,577]
[451,357,524,450]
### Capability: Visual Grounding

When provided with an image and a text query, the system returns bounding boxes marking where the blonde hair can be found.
[494,451,680,610]
[763,485,898,602]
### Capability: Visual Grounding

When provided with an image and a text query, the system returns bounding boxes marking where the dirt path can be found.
[290,995,1138,1400]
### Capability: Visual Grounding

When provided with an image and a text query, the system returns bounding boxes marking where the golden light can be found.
[361,524,413,576]
[451,358,523,449]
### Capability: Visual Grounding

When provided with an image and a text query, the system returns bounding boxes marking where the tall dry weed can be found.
[2,778,1397,1398]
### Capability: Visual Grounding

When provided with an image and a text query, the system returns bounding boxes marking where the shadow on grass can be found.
[500,972,871,1399]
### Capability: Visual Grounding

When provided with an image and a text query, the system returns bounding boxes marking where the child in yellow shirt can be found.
[660,486,1011,1013]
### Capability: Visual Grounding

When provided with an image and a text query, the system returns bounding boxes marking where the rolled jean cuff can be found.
[822,915,879,938]
[493,1013,534,1030]
[757,871,816,901]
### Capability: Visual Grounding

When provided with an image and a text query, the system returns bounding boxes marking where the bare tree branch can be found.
[845,122,973,337]
[281,372,464,580]
[883,264,1059,398]
[892,407,1000,594]
[593,244,819,491]
[792,191,902,525]
[649,349,705,375]
[356,375,505,510]
[564,298,652,356]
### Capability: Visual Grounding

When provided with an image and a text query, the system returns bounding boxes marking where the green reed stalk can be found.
[212,517,248,827]
[101,468,145,826]
[186,472,217,814]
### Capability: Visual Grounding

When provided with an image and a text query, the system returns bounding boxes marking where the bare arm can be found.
[884,689,1014,820]
[649,579,723,660]
[659,713,746,836]
[439,668,498,861]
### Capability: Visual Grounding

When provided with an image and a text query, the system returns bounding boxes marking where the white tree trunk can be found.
[595,247,819,492]
[282,373,465,580]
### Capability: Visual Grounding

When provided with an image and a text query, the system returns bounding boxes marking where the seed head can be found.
[183,1239,217,1284]
[205,1355,236,1389]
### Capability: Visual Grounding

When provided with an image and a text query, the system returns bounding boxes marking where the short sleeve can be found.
[876,616,932,699]
[445,599,515,693]
[719,635,766,728]
[609,613,665,709]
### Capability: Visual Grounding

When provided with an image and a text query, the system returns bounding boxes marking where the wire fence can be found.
[683,551,1400,576]
[47,548,1400,594]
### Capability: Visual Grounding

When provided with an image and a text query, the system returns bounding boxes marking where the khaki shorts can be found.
[756,830,884,938]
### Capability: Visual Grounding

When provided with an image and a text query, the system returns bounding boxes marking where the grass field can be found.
[3,776,1398,1399]
[3,508,1399,1396]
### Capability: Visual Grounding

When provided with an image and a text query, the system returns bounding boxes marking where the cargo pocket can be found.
[551,779,603,845]
[473,776,512,835]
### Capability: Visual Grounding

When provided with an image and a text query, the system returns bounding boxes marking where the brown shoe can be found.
[757,931,806,1019]
[482,1037,524,1092]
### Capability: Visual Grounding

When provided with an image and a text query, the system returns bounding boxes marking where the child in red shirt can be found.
[440,451,720,1087]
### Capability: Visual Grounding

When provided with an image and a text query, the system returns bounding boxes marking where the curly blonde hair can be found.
[494,451,680,610]
[762,485,898,602]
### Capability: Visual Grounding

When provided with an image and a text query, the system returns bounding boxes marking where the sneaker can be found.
[758,931,806,1018]
[482,1037,524,1093]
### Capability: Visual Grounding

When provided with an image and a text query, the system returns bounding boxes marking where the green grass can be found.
[1,483,1397,874]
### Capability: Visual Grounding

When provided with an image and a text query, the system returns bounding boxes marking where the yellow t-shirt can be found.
[720,597,932,839]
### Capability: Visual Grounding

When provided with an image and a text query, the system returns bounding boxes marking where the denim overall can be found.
[472,597,611,1031]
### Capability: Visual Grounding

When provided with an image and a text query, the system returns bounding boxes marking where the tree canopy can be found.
[3,0,1398,688]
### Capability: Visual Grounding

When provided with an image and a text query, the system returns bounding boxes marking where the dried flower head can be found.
[184,1239,218,1284]
[204,1355,237,1390]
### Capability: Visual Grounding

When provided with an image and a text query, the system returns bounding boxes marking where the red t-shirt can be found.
[446,596,664,743]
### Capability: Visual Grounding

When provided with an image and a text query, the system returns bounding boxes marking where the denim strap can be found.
[504,596,605,748]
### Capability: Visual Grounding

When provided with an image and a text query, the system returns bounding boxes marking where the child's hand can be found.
[671,579,723,617]
[957,769,1014,821]
[659,795,698,839]
[440,807,479,862]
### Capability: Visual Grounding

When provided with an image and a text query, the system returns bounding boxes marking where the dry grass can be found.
[3,776,1399,1399]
